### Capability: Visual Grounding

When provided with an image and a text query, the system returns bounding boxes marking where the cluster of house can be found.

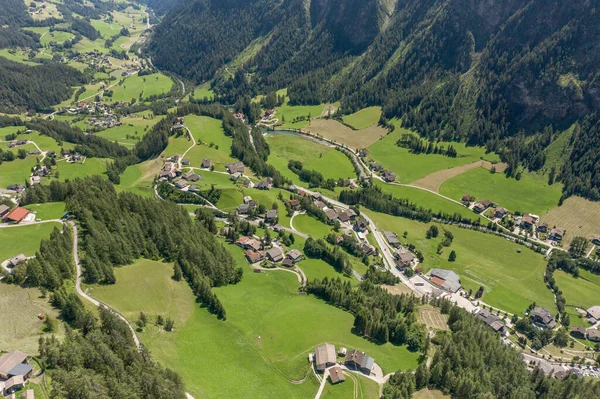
[67,101,110,115]
[226,162,246,181]
[369,162,396,182]
[30,165,51,185]
[475,308,507,335]
[310,193,359,224]
[0,207,31,225]
[311,343,376,384]
[6,140,28,149]
[260,109,275,122]
[0,351,35,397]
[233,113,245,121]
[236,196,279,224]
[529,306,557,329]
[462,195,565,242]
[85,115,121,129]
[571,306,600,342]
[384,231,419,271]
[428,268,462,293]
[70,51,114,71]
[235,236,304,266]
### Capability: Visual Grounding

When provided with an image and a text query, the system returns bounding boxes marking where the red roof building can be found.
[430,276,446,287]
[3,207,29,223]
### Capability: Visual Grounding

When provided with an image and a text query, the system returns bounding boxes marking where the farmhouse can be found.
[429,268,461,293]
[530,306,557,329]
[226,162,245,174]
[201,158,212,168]
[182,171,201,182]
[266,247,284,262]
[31,176,41,185]
[325,209,338,222]
[174,179,188,189]
[3,375,24,395]
[587,328,600,342]
[2,207,30,224]
[181,158,190,166]
[354,217,368,232]
[360,355,375,375]
[286,249,303,263]
[586,306,600,323]
[245,250,265,264]
[314,200,327,209]
[476,309,506,334]
[570,326,586,339]
[494,207,508,219]
[255,180,272,190]
[0,205,10,218]
[285,199,300,209]
[461,194,473,202]
[520,214,536,230]
[235,236,262,251]
[394,251,415,270]
[230,172,243,181]
[314,343,336,372]
[0,351,31,380]
[7,184,25,193]
[537,223,549,233]
[345,349,364,370]
[549,228,565,242]
[265,209,278,223]
[329,366,345,384]
[237,203,251,215]
[382,170,396,182]
[473,200,492,213]
[370,162,383,172]
[336,209,351,223]
[384,231,400,247]
[358,242,375,256]
[8,254,27,267]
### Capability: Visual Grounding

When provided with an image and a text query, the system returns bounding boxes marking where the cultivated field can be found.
[0,284,64,354]
[367,129,499,183]
[541,196,600,246]
[92,245,420,398]
[419,307,449,330]
[265,133,356,183]
[342,106,382,130]
[307,119,387,149]
[382,284,415,296]
[373,181,475,220]
[410,160,507,193]
[413,389,451,399]
[364,210,554,315]
[440,167,562,216]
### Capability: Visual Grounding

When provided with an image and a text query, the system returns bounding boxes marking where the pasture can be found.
[410,160,505,193]
[322,372,379,399]
[265,133,356,183]
[367,129,498,184]
[47,158,108,182]
[182,115,236,168]
[16,132,74,154]
[373,181,475,220]
[292,214,333,239]
[0,49,42,65]
[553,270,600,311]
[0,222,61,263]
[91,244,420,398]
[342,106,382,130]
[108,73,173,103]
[40,31,74,46]
[364,210,554,314]
[0,284,64,354]
[440,167,562,216]
[308,119,387,149]
[0,157,37,189]
[541,196,600,246]
[24,202,66,220]
[275,101,324,129]
[95,114,160,145]
[117,158,162,198]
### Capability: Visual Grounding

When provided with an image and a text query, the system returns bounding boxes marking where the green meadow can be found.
[265,134,356,184]
[0,222,61,262]
[116,159,161,198]
[373,181,475,220]
[95,114,160,146]
[24,202,66,220]
[0,157,37,188]
[46,158,109,182]
[108,73,173,103]
[292,214,333,239]
[553,270,600,311]
[342,106,382,129]
[322,373,379,399]
[439,167,562,215]
[274,92,324,129]
[0,49,42,65]
[90,246,419,398]
[182,115,237,168]
[367,129,498,183]
[364,210,554,314]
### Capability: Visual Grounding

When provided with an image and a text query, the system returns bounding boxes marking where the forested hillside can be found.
[149,0,600,201]
[0,58,87,113]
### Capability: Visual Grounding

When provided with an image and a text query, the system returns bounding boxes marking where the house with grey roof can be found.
[265,209,278,223]
[430,268,461,293]
[266,247,284,262]
[384,231,400,247]
[315,343,336,372]
[530,306,557,329]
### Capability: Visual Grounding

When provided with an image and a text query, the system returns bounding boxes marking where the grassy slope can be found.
[364,210,554,314]
[182,115,236,168]
[24,202,66,220]
[275,100,324,129]
[44,158,108,183]
[368,129,498,183]
[116,159,162,198]
[0,157,37,188]
[0,222,61,262]
[342,106,382,129]
[553,270,599,311]
[95,114,161,146]
[439,167,562,215]
[265,134,356,183]
[108,73,173,103]
[293,214,333,239]
[322,373,380,399]
[90,248,419,398]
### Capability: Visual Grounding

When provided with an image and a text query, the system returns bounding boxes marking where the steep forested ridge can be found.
[150,0,600,201]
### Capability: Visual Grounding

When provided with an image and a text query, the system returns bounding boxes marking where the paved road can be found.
[0,219,62,229]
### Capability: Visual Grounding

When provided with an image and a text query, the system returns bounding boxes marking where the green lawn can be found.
[72,38,109,53]
[182,115,236,168]
[108,73,173,103]
[16,132,75,154]
[553,270,600,310]
[439,167,562,215]
[45,158,108,182]
[0,157,37,189]
[292,214,332,239]
[322,373,380,399]
[364,210,554,314]
[300,258,355,285]
[373,180,475,220]
[265,134,356,184]
[189,83,214,101]
[342,106,382,129]
[368,128,498,183]
[0,222,61,262]
[90,245,419,398]
[162,136,194,160]
[275,100,324,129]
[24,202,66,220]
[90,18,123,39]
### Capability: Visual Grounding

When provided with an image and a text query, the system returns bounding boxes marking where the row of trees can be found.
[304,237,352,276]
[396,134,458,158]
[288,159,337,190]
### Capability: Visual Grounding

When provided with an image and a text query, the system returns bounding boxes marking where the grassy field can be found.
[116,158,162,198]
[364,210,554,314]
[189,83,214,101]
[46,158,108,182]
[108,73,173,103]
[0,284,65,354]
[24,202,66,220]
[541,196,600,246]
[182,115,236,168]
[553,270,600,311]
[91,245,420,398]
[0,222,61,262]
[0,157,37,189]
[300,258,356,284]
[95,114,160,146]
[321,372,380,399]
[308,119,387,149]
[292,214,333,239]
[440,167,562,215]
[41,30,74,46]
[373,181,475,220]
[342,107,382,130]
[413,389,450,399]
[0,49,41,65]
[16,132,75,154]
[73,38,109,53]
[368,128,499,183]
[275,101,324,129]
[265,133,356,184]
